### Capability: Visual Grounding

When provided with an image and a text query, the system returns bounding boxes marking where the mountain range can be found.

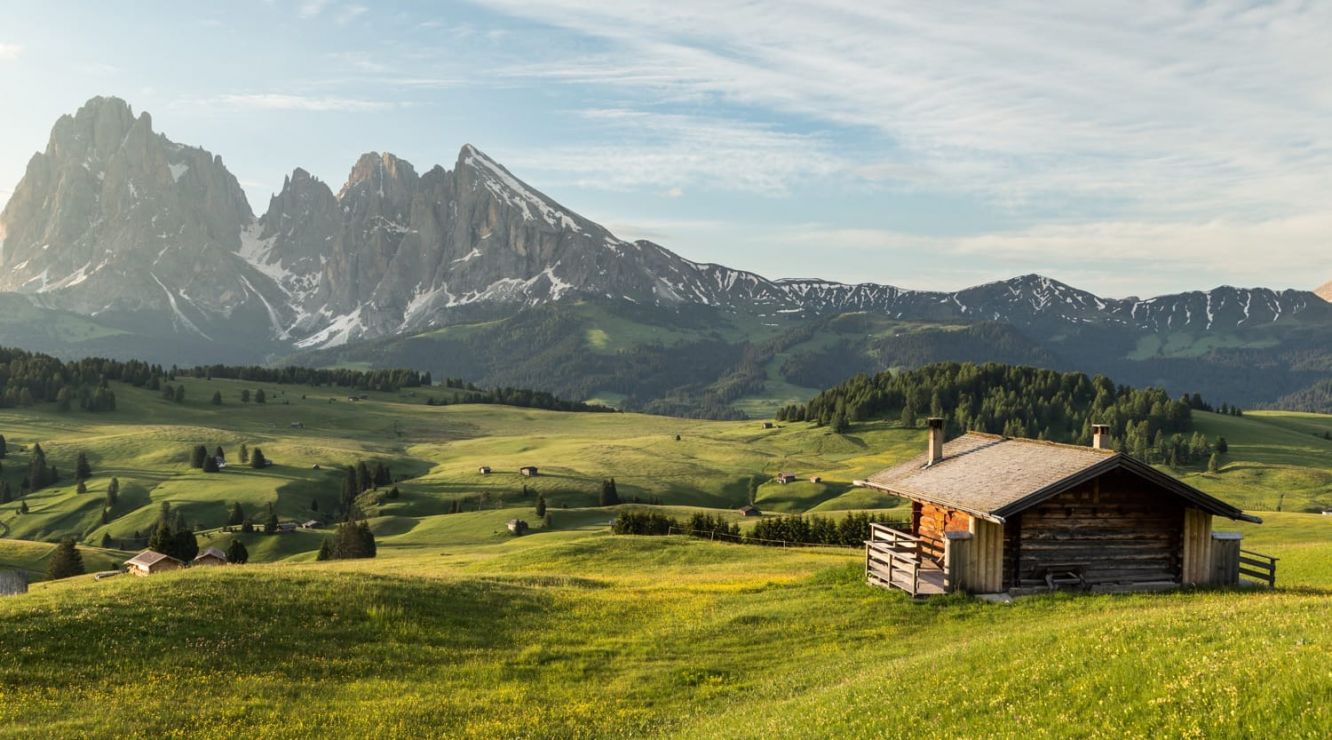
[2,96,1331,416]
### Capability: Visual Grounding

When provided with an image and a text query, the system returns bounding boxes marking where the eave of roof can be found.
[863,434,1259,524]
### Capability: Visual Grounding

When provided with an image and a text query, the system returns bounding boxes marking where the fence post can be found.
[943,531,972,593]
[1210,532,1241,586]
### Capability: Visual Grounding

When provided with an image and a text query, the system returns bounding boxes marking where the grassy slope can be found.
[0,379,913,569]
[2,386,1332,735]
[2,521,1331,737]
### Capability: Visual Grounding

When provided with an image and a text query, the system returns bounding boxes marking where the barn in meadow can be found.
[859,419,1275,596]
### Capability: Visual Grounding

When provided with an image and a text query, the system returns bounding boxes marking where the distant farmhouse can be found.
[125,551,185,577]
[478,466,492,475]
[193,547,228,567]
[0,570,27,596]
[520,466,539,477]
[775,473,797,485]
[738,504,761,517]
[859,419,1274,597]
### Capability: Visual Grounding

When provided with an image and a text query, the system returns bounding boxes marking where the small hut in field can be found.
[193,547,228,567]
[478,465,492,475]
[859,419,1273,596]
[0,570,27,596]
[124,551,185,577]
[507,519,529,535]
[520,466,539,477]
[738,504,762,517]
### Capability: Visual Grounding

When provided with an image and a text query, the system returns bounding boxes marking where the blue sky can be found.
[1,0,1328,296]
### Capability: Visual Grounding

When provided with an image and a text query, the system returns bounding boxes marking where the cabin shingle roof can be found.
[125,550,181,568]
[195,547,227,562]
[864,432,1257,523]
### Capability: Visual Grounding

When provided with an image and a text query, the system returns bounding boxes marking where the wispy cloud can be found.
[334,4,367,25]
[297,0,330,19]
[206,93,400,112]
[476,1,1332,218]
[0,43,22,61]
[511,108,855,196]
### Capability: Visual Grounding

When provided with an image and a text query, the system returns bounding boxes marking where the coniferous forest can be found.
[779,362,1226,465]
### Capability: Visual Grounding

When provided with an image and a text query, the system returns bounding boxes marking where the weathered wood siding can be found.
[1014,470,1185,586]
[1181,507,1213,585]
[912,501,972,564]
[967,519,1004,593]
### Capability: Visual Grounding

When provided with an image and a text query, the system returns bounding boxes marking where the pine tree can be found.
[18,501,28,514]
[250,448,268,469]
[76,480,88,494]
[75,452,92,481]
[264,510,278,534]
[599,478,620,507]
[254,389,266,404]
[386,486,399,500]
[226,539,249,565]
[310,498,319,512]
[56,386,72,412]
[106,478,119,506]
[100,532,113,548]
[211,391,223,406]
[0,480,11,504]
[0,434,6,457]
[356,462,372,493]
[316,539,332,561]
[174,526,199,562]
[535,495,547,517]
[228,501,245,526]
[1216,437,1229,454]
[148,519,174,555]
[46,539,85,580]
[27,443,50,492]
[241,389,251,403]
[190,445,208,469]
[203,455,220,473]
[174,385,185,403]
[239,444,250,464]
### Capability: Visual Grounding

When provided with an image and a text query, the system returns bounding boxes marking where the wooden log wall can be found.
[967,519,1004,593]
[1014,469,1185,586]
[914,502,972,565]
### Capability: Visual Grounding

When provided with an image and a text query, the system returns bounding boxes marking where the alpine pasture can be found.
[2,378,1331,737]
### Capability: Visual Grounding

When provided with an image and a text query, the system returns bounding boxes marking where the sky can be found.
[0,0,1329,297]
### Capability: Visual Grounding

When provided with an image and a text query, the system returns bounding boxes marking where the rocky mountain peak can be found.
[339,151,418,201]
[1317,281,1332,302]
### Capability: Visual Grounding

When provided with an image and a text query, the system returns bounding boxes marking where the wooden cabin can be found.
[520,466,539,477]
[738,504,762,517]
[124,550,185,577]
[507,519,529,535]
[859,419,1272,596]
[478,466,492,475]
[0,570,27,596]
[193,547,228,567]
[775,473,797,485]
[762,422,775,430]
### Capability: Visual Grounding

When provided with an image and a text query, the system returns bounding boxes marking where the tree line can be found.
[779,362,1204,446]
[612,510,903,547]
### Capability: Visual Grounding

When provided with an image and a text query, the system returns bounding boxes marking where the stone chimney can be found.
[1092,424,1111,450]
[927,417,945,465]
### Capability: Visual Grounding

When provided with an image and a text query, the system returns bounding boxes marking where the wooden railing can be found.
[865,524,924,595]
[1238,549,1278,589]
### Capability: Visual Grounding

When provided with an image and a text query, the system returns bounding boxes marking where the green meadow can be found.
[1,379,1331,736]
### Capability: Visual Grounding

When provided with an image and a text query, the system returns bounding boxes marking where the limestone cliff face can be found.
[5,96,1331,356]
[0,96,289,343]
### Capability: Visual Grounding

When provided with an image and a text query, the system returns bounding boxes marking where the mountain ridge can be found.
[2,96,1331,414]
